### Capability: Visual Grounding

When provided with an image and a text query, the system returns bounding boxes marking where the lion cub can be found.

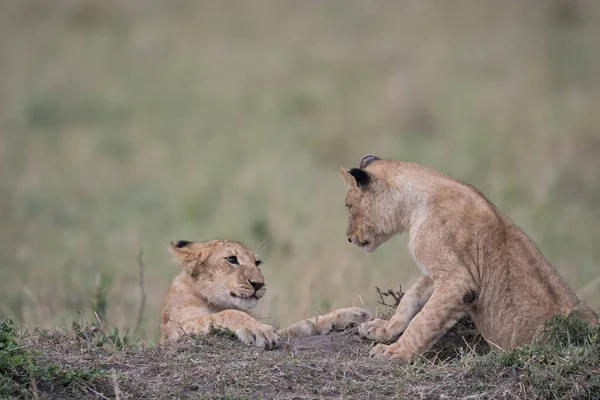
[160,239,371,348]
[340,155,598,362]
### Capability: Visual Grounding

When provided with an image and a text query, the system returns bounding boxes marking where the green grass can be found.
[0,1,598,342]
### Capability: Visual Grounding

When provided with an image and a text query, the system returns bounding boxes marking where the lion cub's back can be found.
[474,215,598,347]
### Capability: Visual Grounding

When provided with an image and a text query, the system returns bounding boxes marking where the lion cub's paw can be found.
[358,318,395,343]
[325,307,373,332]
[369,343,410,363]
[369,343,390,359]
[236,323,281,350]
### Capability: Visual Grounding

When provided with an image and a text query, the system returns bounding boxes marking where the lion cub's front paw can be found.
[236,322,281,350]
[358,318,395,343]
[369,343,410,363]
[325,307,373,332]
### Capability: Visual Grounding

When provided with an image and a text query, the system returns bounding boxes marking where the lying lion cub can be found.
[340,155,598,362]
[160,239,371,348]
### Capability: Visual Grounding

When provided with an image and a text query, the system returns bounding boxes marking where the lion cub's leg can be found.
[279,307,372,338]
[359,275,434,343]
[174,309,281,349]
[370,281,473,362]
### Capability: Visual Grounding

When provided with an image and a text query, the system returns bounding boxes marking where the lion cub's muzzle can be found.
[348,236,370,247]
[230,280,266,300]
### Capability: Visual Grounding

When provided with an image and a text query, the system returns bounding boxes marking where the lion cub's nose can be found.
[249,280,264,291]
[347,237,352,243]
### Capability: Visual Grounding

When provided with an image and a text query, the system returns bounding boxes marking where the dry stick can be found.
[87,386,110,400]
[112,369,121,400]
[135,247,147,334]
[375,286,404,308]
[94,311,105,332]
[30,375,39,400]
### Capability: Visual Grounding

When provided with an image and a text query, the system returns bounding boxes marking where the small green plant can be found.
[542,312,599,348]
[72,319,131,350]
[0,317,31,398]
[91,271,112,323]
[209,325,237,339]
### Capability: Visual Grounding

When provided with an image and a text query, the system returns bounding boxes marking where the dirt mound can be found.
[3,315,598,399]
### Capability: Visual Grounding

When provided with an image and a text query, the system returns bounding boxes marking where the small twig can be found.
[30,375,39,400]
[375,286,404,308]
[87,386,110,400]
[94,311,105,332]
[135,247,147,334]
[358,294,364,305]
[174,319,189,339]
[485,338,502,350]
[112,369,121,400]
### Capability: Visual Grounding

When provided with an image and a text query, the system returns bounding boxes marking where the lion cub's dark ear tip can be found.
[171,240,191,248]
[359,154,380,169]
[349,168,371,187]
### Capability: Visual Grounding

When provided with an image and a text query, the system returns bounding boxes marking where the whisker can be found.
[254,241,265,254]
[255,241,269,256]
[263,287,276,300]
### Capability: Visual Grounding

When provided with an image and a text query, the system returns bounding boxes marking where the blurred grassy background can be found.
[1,0,599,340]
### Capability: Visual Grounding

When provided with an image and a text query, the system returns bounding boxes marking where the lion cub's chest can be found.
[408,242,430,276]
[407,216,432,276]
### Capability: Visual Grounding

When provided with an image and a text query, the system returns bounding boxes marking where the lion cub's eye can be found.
[225,256,239,265]
[255,260,262,266]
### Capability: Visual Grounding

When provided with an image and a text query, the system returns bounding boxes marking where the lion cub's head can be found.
[340,154,398,253]
[169,239,266,311]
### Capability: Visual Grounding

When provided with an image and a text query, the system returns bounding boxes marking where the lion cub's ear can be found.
[169,240,194,255]
[169,240,204,277]
[339,167,372,188]
[349,168,371,187]
[170,240,191,249]
[169,240,198,261]
[359,154,380,169]
[339,167,357,188]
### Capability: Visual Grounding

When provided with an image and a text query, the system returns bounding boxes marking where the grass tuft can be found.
[542,312,599,348]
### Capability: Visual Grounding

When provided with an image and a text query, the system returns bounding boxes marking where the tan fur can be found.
[160,239,371,348]
[340,155,598,362]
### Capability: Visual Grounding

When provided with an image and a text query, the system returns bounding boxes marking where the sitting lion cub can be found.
[340,155,598,362]
[160,239,371,348]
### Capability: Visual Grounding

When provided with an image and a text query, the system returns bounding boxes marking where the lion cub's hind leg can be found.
[359,275,434,343]
[280,307,372,338]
